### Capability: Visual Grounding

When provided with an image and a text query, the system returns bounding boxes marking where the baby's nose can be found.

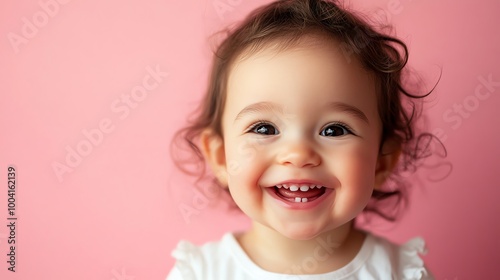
[276,141,321,168]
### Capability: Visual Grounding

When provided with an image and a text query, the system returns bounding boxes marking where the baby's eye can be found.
[249,123,279,135]
[320,123,352,137]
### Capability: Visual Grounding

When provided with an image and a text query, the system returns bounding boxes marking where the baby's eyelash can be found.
[328,121,354,133]
[245,120,274,133]
[321,121,357,136]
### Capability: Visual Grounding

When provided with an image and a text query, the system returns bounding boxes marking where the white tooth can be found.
[300,185,310,192]
[295,197,301,202]
[283,184,289,189]
[289,184,299,191]
[276,185,282,188]
[301,198,308,203]
[310,185,316,189]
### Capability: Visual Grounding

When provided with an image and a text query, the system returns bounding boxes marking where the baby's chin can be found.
[273,224,334,241]
[271,219,356,244]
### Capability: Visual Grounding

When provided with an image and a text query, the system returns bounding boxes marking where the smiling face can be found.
[201,35,400,240]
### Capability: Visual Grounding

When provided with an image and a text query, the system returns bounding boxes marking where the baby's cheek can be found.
[335,144,377,177]
[226,163,265,218]
[231,138,271,170]
[334,148,377,202]
[225,143,259,178]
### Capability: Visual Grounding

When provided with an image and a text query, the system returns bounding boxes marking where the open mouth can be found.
[272,184,327,203]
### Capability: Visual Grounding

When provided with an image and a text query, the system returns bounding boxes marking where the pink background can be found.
[1,0,499,279]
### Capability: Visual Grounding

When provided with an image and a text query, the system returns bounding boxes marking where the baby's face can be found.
[218,37,384,240]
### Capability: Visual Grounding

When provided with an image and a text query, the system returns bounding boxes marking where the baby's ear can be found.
[374,137,402,190]
[200,129,228,187]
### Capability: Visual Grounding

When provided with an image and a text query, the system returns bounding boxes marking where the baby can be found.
[167,0,436,279]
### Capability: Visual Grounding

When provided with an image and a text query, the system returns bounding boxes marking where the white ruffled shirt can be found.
[166,232,433,280]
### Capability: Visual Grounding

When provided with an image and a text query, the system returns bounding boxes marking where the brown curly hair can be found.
[171,0,441,221]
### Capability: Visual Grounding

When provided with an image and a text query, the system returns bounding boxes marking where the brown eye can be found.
[320,124,351,137]
[251,123,279,135]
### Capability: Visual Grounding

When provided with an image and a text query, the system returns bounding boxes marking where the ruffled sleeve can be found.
[398,237,434,280]
[166,240,201,280]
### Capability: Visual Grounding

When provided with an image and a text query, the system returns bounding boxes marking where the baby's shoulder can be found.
[167,233,235,280]
[362,232,433,279]
[166,231,433,280]
[172,233,231,261]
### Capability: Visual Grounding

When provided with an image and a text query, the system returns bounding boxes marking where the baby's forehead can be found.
[223,38,379,121]
[227,35,370,88]
[232,31,346,64]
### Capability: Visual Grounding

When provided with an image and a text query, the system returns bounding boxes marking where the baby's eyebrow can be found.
[234,101,283,123]
[326,101,369,124]
[234,101,369,124]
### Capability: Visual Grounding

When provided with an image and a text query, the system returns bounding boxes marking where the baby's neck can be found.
[235,221,366,275]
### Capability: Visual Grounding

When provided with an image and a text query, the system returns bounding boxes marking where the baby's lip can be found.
[267,179,332,189]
